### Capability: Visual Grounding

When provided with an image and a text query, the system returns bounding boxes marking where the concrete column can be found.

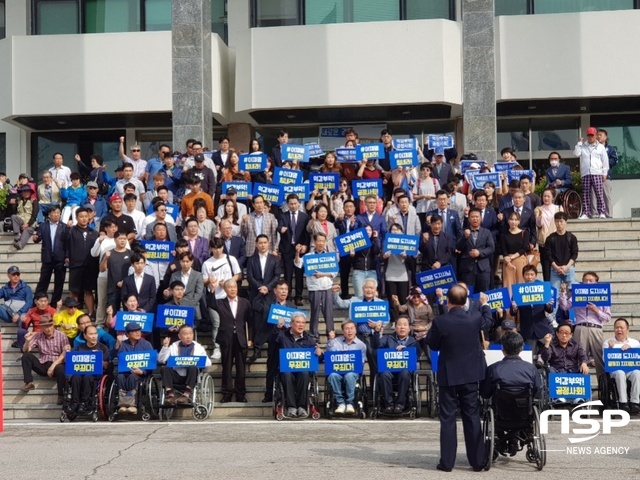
[172,0,213,153]
[462,0,497,164]
[228,123,254,152]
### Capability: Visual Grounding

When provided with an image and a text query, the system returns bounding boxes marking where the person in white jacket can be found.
[158,324,211,405]
[573,126,609,219]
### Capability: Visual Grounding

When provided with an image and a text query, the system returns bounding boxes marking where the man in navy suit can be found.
[456,208,495,294]
[271,129,288,168]
[335,199,361,298]
[357,195,387,242]
[426,285,492,472]
[419,214,453,271]
[427,190,462,242]
[219,219,246,269]
[466,191,500,287]
[121,253,157,313]
[432,148,454,187]
[32,205,67,306]
[502,189,537,250]
[277,194,309,304]
[545,151,572,194]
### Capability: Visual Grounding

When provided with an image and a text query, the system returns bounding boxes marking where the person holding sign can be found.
[334,199,361,298]
[558,271,611,375]
[114,322,154,415]
[307,203,337,252]
[220,149,251,184]
[371,316,418,414]
[278,194,310,306]
[158,324,211,406]
[165,252,204,323]
[69,324,110,415]
[383,223,411,319]
[604,318,640,414]
[413,163,440,226]
[325,321,367,415]
[272,312,321,418]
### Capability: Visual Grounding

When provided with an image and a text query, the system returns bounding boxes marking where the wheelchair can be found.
[598,372,637,412]
[482,386,546,471]
[369,370,421,419]
[424,369,439,418]
[323,374,368,419]
[157,371,215,421]
[273,373,321,420]
[106,373,160,421]
[60,374,112,423]
[554,188,582,219]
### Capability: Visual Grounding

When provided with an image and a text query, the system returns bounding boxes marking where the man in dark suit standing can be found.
[32,205,67,306]
[271,129,288,168]
[247,234,283,361]
[121,253,157,313]
[335,199,361,299]
[427,190,462,243]
[419,214,453,271]
[277,194,309,305]
[466,191,500,288]
[426,285,492,472]
[432,148,454,187]
[214,279,251,403]
[219,219,246,269]
[456,208,495,294]
[502,189,537,251]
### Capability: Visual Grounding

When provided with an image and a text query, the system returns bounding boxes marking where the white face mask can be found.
[549,160,559,168]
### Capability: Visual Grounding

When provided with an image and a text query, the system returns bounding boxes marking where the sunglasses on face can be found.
[131,149,141,152]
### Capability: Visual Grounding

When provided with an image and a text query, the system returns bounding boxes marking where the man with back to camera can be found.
[426,284,492,472]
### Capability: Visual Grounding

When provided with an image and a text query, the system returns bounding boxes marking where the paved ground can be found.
[1,418,639,479]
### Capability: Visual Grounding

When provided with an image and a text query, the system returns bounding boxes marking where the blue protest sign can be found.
[221,181,251,200]
[355,143,385,161]
[494,161,519,172]
[460,160,487,174]
[156,305,196,328]
[252,182,283,206]
[279,348,319,373]
[325,351,364,375]
[118,350,158,372]
[309,173,340,193]
[571,283,612,307]
[305,142,324,158]
[383,233,419,256]
[65,351,103,376]
[302,252,339,275]
[335,227,372,257]
[266,304,305,326]
[239,153,267,172]
[282,184,309,201]
[273,167,303,186]
[512,281,552,306]
[468,171,502,190]
[550,285,558,309]
[350,301,390,324]
[507,169,535,183]
[166,356,208,368]
[483,287,510,312]
[427,135,454,149]
[604,348,640,373]
[392,138,418,151]
[352,179,382,199]
[377,348,418,372]
[416,265,457,294]
[548,373,591,399]
[335,148,358,163]
[282,144,310,163]
[115,311,154,332]
[140,240,174,262]
[389,150,418,169]
[164,204,179,221]
[569,309,576,324]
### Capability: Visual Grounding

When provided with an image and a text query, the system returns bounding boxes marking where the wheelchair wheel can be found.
[194,405,208,420]
[60,412,67,423]
[482,407,494,471]
[358,376,368,419]
[107,379,119,422]
[409,408,416,420]
[562,189,582,219]
[91,412,99,422]
[198,373,215,418]
[98,375,111,420]
[324,383,334,419]
[158,389,174,422]
[413,372,421,418]
[532,405,546,470]
[145,377,161,419]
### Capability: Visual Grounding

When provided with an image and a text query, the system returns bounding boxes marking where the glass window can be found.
[0,1,5,39]
[495,0,528,16]
[498,119,530,160]
[531,117,578,152]
[594,125,640,179]
[145,0,171,31]
[212,0,227,42]
[32,134,78,182]
[34,0,80,35]
[353,0,399,23]
[306,0,348,25]
[0,133,6,174]
[85,0,141,34]
[534,0,633,14]
[406,0,451,20]
[255,0,300,27]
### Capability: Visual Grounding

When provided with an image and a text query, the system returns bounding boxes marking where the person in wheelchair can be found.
[371,316,418,414]
[604,318,640,414]
[158,324,211,406]
[545,152,572,195]
[272,312,321,418]
[68,324,110,415]
[114,321,154,415]
[326,320,367,415]
[481,332,541,456]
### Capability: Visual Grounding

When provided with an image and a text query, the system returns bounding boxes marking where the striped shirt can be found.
[29,330,69,363]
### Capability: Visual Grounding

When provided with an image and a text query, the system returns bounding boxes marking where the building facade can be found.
[1,1,640,217]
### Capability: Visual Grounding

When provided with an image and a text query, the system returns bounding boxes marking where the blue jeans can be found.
[352,269,377,298]
[0,305,16,322]
[550,266,576,316]
[328,372,359,405]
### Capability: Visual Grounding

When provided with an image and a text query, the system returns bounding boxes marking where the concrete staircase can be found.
[2,218,639,420]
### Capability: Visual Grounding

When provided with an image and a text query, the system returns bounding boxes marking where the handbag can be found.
[527,249,541,268]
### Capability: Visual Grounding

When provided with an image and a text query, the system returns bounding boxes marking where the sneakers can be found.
[297,407,308,418]
[578,214,590,220]
[335,403,347,414]
[599,213,607,219]
[20,382,35,393]
[345,404,355,414]
[287,407,298,418]
[211,347,221,360]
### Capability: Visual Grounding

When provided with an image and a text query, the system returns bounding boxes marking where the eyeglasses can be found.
[131,149,141,152]
[557,330,572,335]
[88,186,98,190]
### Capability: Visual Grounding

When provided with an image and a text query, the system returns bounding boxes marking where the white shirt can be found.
[91,237,131,278]
[183,156,216,172]
[201,255,241,299]
[603,336,640,350]
[228,297,238,317]
[141,213,176,234]
[134,273,144,293]
[49,165,72,187]
[125,208,147,239]
[115,178,146,198]
[124,155,148,180]
[259,253,268,278]
[181,269,192,288]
